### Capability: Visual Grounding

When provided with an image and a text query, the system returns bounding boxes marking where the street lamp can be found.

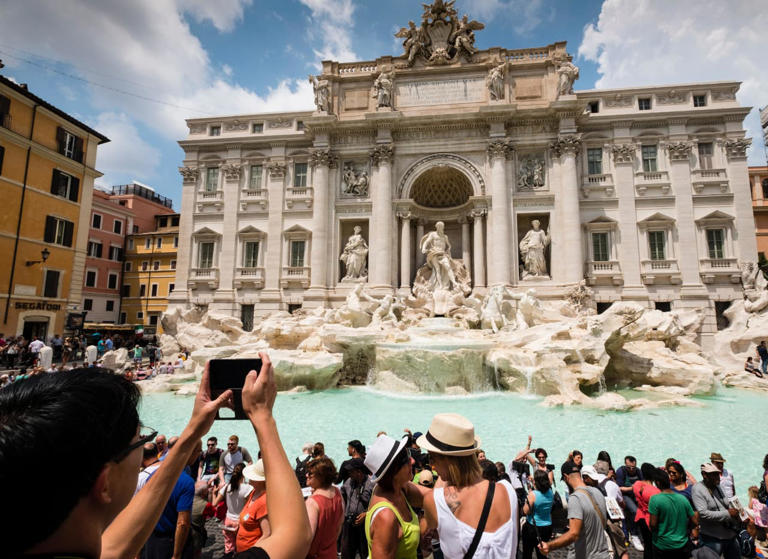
[25,248,50,266]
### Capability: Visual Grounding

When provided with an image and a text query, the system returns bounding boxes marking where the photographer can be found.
[340,459,374,559]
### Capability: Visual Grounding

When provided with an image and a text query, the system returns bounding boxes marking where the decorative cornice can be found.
[309,149,338,168]
[396,210,413,220]
[666,141,693,161]
[369,144,394,166]
[178,166,200,183]
[603,94,632,108]
[724,138,751,159]
[266,160,287,178]
[550,134,582,158]
[656,90,687,105]
[611,144,635,164]
[221,162,242,180]
[470,207,488,219]
[486,139,514,160]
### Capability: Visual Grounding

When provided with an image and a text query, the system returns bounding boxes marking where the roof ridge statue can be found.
[395,0,484,67]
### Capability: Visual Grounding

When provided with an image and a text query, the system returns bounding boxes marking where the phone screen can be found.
[209,359,262,420]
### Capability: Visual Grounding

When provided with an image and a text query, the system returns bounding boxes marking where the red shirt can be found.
[307,487,343,559]
[634,481,660,524]
[237,489,268,553]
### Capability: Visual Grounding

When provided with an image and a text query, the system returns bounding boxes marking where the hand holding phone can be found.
[209,358,263,420]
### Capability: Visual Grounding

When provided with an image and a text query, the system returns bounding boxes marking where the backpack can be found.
[295,455,311,487]
[737,529,756,558]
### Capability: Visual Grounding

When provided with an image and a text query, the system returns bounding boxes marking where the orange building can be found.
[0,75,109,339]
[750,166,768,263]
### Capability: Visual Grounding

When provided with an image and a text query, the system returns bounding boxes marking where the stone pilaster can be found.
[668,146,702,288]
[487,139,512,285]
[216,161,242,310]
[416,220,425,268]
[611,144,642,288]
[398,211,412,289]
[460,217,471,273]
[263,159,287,296]
[724,138,758,261]
[551,134,583,284]
[471,208,486,288]
[308,149,336,291]
[369,144,394,289]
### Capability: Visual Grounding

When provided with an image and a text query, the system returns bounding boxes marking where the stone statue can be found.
[517,156,546,190]
[370,295,403,327]
[486,62,506,101]
[519,219,550,279]
[308,74,331,113]
[340,226,369,280]
[420,221,457,292]
[566,280,595,315]
[372,71,394,108]
[556,58,579,97]
[342,164,369,196]
[395,21,426,66]
[449,14,484,58]
[421,0,457,23]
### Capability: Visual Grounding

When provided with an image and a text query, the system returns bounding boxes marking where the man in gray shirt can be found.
[691,462,740,559]
[539,461,610,559]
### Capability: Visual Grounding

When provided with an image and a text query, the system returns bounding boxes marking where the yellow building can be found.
[0,75,109,339]
[121,213,179,334]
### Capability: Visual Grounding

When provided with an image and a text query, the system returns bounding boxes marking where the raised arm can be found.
[241,352,312,559]
[101,363,233,559]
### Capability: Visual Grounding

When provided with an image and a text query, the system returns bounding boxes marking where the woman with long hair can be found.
[305,457,344,559]
[521,469,554,559]
[666,461,693,504]
[213,462,253,556]
[633,463,660,559]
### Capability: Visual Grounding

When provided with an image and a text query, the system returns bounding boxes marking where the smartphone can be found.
[209,358,262,420]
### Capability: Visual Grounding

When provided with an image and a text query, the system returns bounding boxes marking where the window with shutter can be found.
[0,145,5,175]
[63,220,74,247]
[108,274,118,289]
[69,176,80,202]
[139,284,146,297]
[0,94,10,124]
[44,216,56,243]
[85,270,97,287]
[43,270,60,298]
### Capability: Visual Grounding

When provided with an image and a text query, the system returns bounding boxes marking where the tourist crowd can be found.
[3,354,768,559]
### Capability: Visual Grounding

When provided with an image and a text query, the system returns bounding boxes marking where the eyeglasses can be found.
[113,424,157,463]
[207,443,216,447]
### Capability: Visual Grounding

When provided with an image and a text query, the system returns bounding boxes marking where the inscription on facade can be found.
[344,88,370,110]
[396,77,485,107]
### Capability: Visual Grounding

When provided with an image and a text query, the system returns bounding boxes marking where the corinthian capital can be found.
[221,162,243,180]
[611,144,636,164]
[178,166,200,183]
[309,148,338,168]
[724,138,751,159]
[487,139,513,160]
[665,141,693,161]
[369,144,394,167]
[550,134,582,158]
[266,160,287,178]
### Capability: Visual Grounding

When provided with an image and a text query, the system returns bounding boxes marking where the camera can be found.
[345,513,358,525]
[511,460,531,477]
[209,358,262,420]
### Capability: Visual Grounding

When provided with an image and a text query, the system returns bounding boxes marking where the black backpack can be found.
[295,455,311,487]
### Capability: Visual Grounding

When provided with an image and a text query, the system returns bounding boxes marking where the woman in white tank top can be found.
[417,413,519,559]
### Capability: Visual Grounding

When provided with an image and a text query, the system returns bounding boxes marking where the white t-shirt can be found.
[219,482,254,522]
[222,447,252,474]
[602,479,623,504]
[29,340,45,353]
[719,469,735,501]
[135,463,161,494]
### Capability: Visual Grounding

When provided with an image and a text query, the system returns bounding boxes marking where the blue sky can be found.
[0,0,765,209]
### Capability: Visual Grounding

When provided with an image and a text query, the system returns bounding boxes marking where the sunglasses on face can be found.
[113,424,157,463]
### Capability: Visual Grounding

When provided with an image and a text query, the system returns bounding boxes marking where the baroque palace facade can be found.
[170,1,756,336]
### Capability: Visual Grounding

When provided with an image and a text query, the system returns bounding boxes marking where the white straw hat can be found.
[243,459,266,481]
[364,435,408,483]
[416,413,481,456]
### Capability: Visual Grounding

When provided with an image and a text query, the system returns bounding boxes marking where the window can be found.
[106,300,114,312]
[56,127,83,162]
[290,240,306,267]
[44,216,74,247]
[693,94,707,107]
[241,304,254,332]
[153,261,160,271]
[0,145,4,175]
[762,179,768,200]
[592,232,610,262]
[588,101,599,114]
[149,315,159,326]
[638,98,651,111]
[205,167,219,192]
[655,301,671,312]
[243,241,260,267]
[121,284,130,297]
[198,242,215,269]
[293,162,308,187]
[137,311,144,320]
[641,145,658,172]
[252,122,264,133]
[133,225,139,233]
[296,121,305,131]
[108,273,118,290]
[92,214,102,229]
[173,236,179,248]
[142,261,148,271]
[51,170,80,202]
[648,231,666,260]
[210,125,221,136]
[159,216,168,228]
[139,284,146,297]
[85,270,97,287]
[145,238,151,249]
[43,270,60,298]
[151,284,158,297]
[170,260,176,270]
[127,238,134,250]
[124,261,132,272]
[83,298,93,311]
[249,165,263,189]
[168,283,175,293]
[156,237,162,249]
[109,246,122,261]
[113,220,122,234]
[706,229,725,259]
[172,216,179,226]
[587,148,603,175]
[698,142,713,170]
[119,312,127,324]
[87,241,102,258]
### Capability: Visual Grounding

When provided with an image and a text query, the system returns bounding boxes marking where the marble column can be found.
[461,217,471,272]
[215,160,242,313]
[724,138,758,260]
[487,140,512,285]
[611,143,643,287]
[398,211,412,289]
[369,144,394,288]
[471,209,486,288]
[551,135,584,284]
[416,220,425,268]
[668,143,701,287]
[263,160,287,293]
[309,149,335,289]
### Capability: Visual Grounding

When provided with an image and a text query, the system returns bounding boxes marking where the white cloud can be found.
[579,0,768,164]
[461,0,545,34]
[177,0,253,32]
[298,0,357,62]
[92,112,161,184]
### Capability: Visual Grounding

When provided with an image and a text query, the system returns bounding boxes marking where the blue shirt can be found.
[154,471,195,534]
[105,339,113,350]
[527,489,554,527]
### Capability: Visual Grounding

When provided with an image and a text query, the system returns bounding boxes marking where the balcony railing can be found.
[242,189,267,198]
[286,186,312,197]
[691,169,728,193]
[188,267,220,289]
[700,257,737,269]
[585,260,622,285]
[643,259,678,271]
[700,257,740,283]
[640,259,682,284]
[280,266,310,288]
[581,174,615,197]
[588,260,620,273]
[235,267,265,288]
[199,189,223,200]
[238,267,265,277]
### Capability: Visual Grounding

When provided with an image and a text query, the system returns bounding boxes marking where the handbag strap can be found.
[463,481,496,559]
[575,487,607,529]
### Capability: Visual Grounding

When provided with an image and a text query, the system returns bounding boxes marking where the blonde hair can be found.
[748,486,759,499]
[431,453,482,489]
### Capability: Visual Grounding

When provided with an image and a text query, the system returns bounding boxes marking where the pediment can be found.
[639,212,675,223]
[238,225,266,235]
[193,226,221,236]
[284,224,311,234]
[589,215,618,224]
[696,210,734,224]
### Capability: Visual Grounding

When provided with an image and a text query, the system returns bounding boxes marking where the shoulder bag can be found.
[463,480,496,559]
[576,487,628,559]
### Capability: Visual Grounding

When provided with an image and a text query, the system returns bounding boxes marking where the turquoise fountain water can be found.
[141,386,765,501]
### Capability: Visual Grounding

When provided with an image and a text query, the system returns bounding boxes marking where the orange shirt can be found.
[236,489,268,553]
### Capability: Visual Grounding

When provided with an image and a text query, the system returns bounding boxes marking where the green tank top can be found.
[365,498,420,559]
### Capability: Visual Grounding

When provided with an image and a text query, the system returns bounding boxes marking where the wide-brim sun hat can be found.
[416,413,481,456]
[364,434,409,483]
[243,459,266,481]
